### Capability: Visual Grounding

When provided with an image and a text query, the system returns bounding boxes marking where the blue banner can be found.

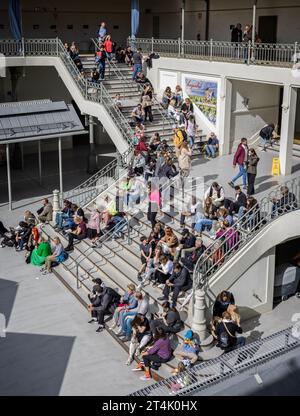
[9,0,22,40]
[131,0,139,39]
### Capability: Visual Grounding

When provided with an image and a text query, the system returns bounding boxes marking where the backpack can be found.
[106,287,121,305]
[174,131,185,148]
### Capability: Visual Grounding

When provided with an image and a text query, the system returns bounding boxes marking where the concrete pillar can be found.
[6,144,12,211]
[192,289,214,349]
[52,189,60,224]
[87,115,98,174]
[279,85,297,176]
[58,137,63,204]
[218,77,232,156]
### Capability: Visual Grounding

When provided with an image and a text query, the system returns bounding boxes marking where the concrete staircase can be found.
[257,137,300,158]
[80,54,206,157]
[41,173,220,380]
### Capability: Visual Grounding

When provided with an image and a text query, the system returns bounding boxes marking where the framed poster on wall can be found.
[182,74,220,132]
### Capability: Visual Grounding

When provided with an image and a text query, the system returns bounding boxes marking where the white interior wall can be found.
[295,90,300,135]
[230,80,280,150]
[0,0,299,45]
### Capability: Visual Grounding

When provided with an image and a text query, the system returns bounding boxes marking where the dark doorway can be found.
[153,16,159,38]
[258,16,277,43]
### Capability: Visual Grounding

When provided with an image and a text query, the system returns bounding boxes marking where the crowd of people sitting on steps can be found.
[1,24,298,385]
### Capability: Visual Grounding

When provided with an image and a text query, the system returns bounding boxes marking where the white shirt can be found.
[161,260,174,275]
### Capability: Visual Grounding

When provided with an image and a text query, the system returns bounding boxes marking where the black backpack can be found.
[106,287,121,305]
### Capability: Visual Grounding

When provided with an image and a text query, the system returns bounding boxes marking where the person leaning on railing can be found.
[271,186,298,218]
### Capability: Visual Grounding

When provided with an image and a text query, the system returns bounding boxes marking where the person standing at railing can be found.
[242,24,252,62]
[271,186,298,217]
[229,138,248,190]
[125,46,134,66]
[95,45,107,80]
[231,23,242,43]
[141,85,154,123]
[132,48,143,81]
[103,35,113,61]
[97,22,107,44]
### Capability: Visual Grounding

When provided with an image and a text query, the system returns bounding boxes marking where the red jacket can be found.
[136,140,148,153]
[233,143,248,166]
[104,40,113,53]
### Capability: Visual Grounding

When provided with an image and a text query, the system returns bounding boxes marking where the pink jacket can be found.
[88,210,100,233]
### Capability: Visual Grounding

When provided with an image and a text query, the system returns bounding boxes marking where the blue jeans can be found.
[132,64,142,81]
[187,135,194,147]
[194,218,213,233]
[232,165,247,187]
[98,61,106,79]
[237,206,246,220]
[120,311,136,335]
[205,144,216,157]
[235,336,246,348]
[55,213,69,229]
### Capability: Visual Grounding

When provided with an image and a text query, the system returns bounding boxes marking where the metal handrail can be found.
[0,38,137,207]
[193,177,300,291]
[127,37,300,68]
[91,37,172,136]
[130,326,300,396]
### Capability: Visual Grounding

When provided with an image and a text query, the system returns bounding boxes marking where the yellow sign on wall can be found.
[272,158,280,176]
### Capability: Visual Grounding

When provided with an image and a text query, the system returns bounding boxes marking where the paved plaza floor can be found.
[0,148,299,396]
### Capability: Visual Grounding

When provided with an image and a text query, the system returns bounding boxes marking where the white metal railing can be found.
[193,177,300,291]
[130,326,300,396]
[128,37,299,67]
[90,37,173,136]
[0,38,136,207]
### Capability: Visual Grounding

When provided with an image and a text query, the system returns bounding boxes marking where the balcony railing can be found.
[128,37,299,68]
[0,38,135,207]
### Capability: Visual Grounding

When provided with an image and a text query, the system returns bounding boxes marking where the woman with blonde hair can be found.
[42,237,65,275]
[158,226,179,257]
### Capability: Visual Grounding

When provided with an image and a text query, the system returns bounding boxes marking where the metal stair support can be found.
[129,326,300,396]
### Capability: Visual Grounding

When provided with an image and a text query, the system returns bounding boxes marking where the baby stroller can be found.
[97,215,127,247]
[0,227,17,248]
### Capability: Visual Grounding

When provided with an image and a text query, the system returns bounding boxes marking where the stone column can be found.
[52,189,61,224]
[192,289,214,350]
[218,77,232,156]
[279,84,297,176]
[87,115,98,174]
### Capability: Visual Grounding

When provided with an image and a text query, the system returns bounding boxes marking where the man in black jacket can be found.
[174,228,196,261]
[224,185,247,215]
[260,123,275,151]
[88,285,120,332]
[216,311,245,352]
[231,23,242,43]
[271,186,298,217]
[158,263,191,307]
[181,237,206,271]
